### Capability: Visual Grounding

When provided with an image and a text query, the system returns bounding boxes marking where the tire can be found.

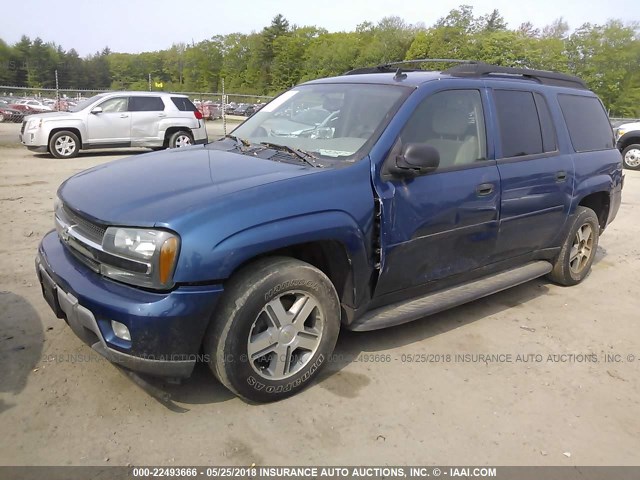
[547,206,600,286]
[49,130,80,159]
[622,144,640,170]
[204,256,340,402]
[168,130,193,148]
[0,113,5,123]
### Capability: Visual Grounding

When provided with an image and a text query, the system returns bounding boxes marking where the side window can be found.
[534,93,557,152]
[129,96,165,112]
[400,89,487,169]
[494,90,542,158]
[557,94,615,152]
[97,97,128,113]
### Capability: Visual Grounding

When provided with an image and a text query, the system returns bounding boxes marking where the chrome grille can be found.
[61,205,106,243]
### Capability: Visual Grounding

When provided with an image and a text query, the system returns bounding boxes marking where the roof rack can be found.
[344,59,587,89]
[443,63,588,89]
[344,58,479,76]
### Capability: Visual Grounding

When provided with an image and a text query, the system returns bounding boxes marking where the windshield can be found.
[69,94,108,112]
[230,83,408,161]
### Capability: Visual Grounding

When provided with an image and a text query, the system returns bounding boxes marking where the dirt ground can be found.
[1,119,639,467]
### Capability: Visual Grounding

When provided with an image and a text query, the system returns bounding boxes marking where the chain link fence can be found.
[0,85,273,113]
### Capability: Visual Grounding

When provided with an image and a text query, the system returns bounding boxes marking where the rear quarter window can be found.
[558,94,615,152]
[171,97,197,112]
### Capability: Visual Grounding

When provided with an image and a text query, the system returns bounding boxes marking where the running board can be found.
[349,261,552,332]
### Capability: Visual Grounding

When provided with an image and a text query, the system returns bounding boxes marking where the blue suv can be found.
[36,61,623,402]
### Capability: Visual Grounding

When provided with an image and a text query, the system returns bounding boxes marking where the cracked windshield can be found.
[229,83,407,161]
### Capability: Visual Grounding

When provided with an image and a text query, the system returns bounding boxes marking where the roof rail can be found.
[443,63,588,89]
[344,58,479,75]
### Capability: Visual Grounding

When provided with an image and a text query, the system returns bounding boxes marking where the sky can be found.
[2,0,638,56]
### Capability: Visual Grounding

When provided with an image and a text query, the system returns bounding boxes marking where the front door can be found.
[374,88,501,297]
[86,96,130,145]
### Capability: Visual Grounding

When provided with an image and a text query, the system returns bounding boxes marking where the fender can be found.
[44,118,87,142]
[571,173,614,214]
[205,210,373,307]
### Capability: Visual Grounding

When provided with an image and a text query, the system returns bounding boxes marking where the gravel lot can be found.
[1,120,639,466]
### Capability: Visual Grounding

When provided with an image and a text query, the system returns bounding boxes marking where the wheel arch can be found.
[49,127,82,146]
[577,191,610,232]
[617,131,640,151]
[163,127,192,147]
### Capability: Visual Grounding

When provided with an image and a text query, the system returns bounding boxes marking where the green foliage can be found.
[1,8,639,116]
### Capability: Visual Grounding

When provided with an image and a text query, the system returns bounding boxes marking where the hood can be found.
[58,147,320,227]
[24,111,73,121]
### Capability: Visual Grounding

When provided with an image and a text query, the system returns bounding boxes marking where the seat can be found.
[427,105,473,168]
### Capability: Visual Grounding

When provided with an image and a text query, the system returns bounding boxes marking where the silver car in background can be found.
[19,91,208,158]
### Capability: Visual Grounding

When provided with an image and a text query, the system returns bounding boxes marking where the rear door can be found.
[86,96,130,145]
[129,96,166,146]
[491,89,575,260]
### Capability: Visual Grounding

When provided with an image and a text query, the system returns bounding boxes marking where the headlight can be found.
[616,128,626,140]
[101,227,180,289]
[27,119,42,131]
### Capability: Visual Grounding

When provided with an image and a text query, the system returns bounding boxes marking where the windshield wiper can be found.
[225,134,250,151]
[258,142,321,168]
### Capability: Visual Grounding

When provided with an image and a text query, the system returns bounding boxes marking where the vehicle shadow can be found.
[0,291,44,415]
[318,247,609,393]
[119,248,609,408]
[128,363,235,411]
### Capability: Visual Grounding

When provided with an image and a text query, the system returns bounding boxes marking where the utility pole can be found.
[148,73,152,92]
[222,77,227,137]
[55,70,60,111]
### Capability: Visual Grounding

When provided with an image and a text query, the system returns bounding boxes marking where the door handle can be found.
[555,171,567,182]
[119,114,129,118]
[476,183,494,196]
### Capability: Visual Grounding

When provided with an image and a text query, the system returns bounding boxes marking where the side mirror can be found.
[91,107,103,114]
[390,143,440,176]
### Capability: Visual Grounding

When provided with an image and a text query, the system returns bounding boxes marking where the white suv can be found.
[20,92,208,158]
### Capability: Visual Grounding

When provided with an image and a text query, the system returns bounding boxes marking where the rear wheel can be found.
[168,130,193,148]
[49,131,80,159]
[547,206,599,286]
[622,144,640,170]
[204,257,340,402]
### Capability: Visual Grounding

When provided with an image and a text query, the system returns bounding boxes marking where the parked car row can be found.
[0,99,26,122]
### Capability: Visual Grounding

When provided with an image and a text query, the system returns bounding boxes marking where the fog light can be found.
[111,320,131,341]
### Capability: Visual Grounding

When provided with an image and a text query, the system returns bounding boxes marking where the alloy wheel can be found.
[247,291,324,381]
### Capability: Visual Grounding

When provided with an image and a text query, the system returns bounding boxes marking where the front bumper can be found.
[36,230,224,378]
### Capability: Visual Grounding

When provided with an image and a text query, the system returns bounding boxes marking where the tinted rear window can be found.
[129,96,165,112]
[494,90,543,158]
[558,94,614,152]
[171,97,197,112]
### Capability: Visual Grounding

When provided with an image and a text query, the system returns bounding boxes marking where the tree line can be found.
[1,6,639,116]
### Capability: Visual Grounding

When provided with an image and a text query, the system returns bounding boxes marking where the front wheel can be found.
[622,144,640,170]
[547,206,600,286]
[204,257,340,402]
[49,130,80,159]
[168,130,193,148]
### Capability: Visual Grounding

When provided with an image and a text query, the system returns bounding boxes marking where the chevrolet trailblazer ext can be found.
[36,61,623,402]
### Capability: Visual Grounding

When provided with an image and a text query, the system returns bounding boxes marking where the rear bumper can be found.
[36,230,224,378]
